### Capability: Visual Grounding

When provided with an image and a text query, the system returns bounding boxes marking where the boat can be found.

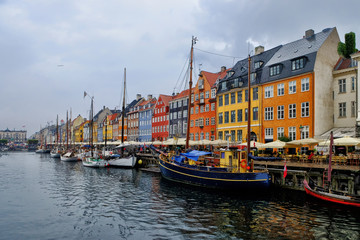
[82,92,108,168]
[60,151,78,162]
[107,68,139,168]
[36,125,51,153]
[158,37,271,190]
[303,131,360,207]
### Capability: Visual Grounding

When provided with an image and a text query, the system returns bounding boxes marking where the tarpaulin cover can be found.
[180,150,211,161]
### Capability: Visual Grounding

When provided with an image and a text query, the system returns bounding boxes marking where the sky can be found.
[1,0,360,137]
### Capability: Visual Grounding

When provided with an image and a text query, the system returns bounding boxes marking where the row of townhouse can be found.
[37,27,360,145]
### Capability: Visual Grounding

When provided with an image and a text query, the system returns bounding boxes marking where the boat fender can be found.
[138,159,142,165]
[240,159,246,169]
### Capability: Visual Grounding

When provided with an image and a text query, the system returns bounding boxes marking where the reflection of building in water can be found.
[0,128,27,143]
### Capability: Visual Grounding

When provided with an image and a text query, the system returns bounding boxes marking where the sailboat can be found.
[157,37,271,190]
[50,115,61,158]
[108,68,138,168]
[303,131,360,207]
[36,125,51,153]
[60,110,78,161]
[82,92,108,168]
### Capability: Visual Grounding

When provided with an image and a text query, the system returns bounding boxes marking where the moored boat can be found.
[303,131,360,207]
[82,157,108,168]
[60,151,78,162]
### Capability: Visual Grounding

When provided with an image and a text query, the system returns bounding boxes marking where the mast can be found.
[66,110,68,149]
[121,68,126,144]
[90,96,94,157]
[185,36,197,149]
[56,115,59,146]
[246,54,251,165]
[328,131,333,183]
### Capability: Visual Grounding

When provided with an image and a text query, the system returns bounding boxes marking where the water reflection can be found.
[0,152,359,240]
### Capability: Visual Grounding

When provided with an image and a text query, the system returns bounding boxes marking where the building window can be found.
[224,94,229,105]
[277,83,284,96]
[211,89,216,98]
[270,65,281,76]
[301,78,309,92]
[211,117,215,125]
[301,126,309,139]
[211,103,215,111]
[292,58,305,70]
[265,128,273,139]
[277,105,284,119]
[265,86,274,98]
[289,104,296,118]
[200,106,204,113]
[231,110,236,123]
[339,102,346,117]
[265,107,273,120]
[205,118,210,126]
[245,108,248,122]
[289,126,296,141]
[231,130,236,142]
[205,132,209,140]
[277,127,284,139]
[339,79,346,93]
[253,107,258,121]
[205,104,209,112]
[237,109,243,122]
[237,91,242,103]
[218,95,223,107]
[245,90,248,102]
[254,61,263,69]
[218,131,223,140]
[253,87,258,100]
[231,92,235,104]
[236,130,242,143]
[301,102,309,117]
[224,111,229,123]
[289,81,296,94]
[218,113,223,124]
[351,77,356,91]
[351,101,356,117]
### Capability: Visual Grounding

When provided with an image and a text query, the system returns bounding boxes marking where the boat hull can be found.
[82,158,108,168]
[60,156,78,162]
[159,158,271,189]
[303,180,360,207]
[108,156,137,168]
[50,153,60,158]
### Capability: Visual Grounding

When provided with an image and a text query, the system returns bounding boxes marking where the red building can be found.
[152,94,173,141]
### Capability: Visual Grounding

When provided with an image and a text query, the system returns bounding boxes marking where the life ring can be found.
[240,159,247,168]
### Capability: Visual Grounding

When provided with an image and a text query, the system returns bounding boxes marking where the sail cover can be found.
[180,150,211,161]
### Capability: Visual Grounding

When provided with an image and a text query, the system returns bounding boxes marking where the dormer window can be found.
[270,64,281,76]
[227,71,234,78]
[291,57,305,71]
[250,73,256,82]
[254,61,263,69]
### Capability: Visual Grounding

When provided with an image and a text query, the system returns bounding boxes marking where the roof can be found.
[201,69,229,88]
[217,44,281,94]
[170,89,190,101]
[158,94,173,106]
[262,27,335,83]
[333,57,357,71]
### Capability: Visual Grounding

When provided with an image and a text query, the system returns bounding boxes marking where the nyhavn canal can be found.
[1,152,359,240]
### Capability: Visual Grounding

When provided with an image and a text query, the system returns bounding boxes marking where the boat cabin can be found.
[219,147,253,173]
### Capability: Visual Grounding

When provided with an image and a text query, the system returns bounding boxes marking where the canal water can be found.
[0,152,359,240]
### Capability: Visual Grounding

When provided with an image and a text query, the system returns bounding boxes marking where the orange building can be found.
[190,68,227,141]
[262,72,314,141]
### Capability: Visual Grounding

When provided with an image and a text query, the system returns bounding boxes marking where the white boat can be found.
[35,148,51,153]
[82,157,108,168]
[60,152,78,162]
[108,155,137,168]
[50,151,61,158]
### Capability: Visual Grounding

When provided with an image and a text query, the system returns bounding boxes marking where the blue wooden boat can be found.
[158,149,271,190]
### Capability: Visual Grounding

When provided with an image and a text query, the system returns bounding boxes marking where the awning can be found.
[180,150,211,161]
[318,127,355,139]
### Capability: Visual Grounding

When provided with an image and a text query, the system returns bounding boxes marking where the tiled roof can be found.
[333,57,357,71]
[158,94,173,106]
[171,89,190,101]
[202,69,229,87]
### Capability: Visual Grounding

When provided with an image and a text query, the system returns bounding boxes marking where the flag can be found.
[283,161,287,178]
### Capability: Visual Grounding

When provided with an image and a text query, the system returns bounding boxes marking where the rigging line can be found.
[173,54,190,95]
[194,47,243,59]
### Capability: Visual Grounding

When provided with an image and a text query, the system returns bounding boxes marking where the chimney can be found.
[305,29,314,38]
[136,94,141,100]
[255,46,264,55]
[221,66,226,72]
[147,94,152,100]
